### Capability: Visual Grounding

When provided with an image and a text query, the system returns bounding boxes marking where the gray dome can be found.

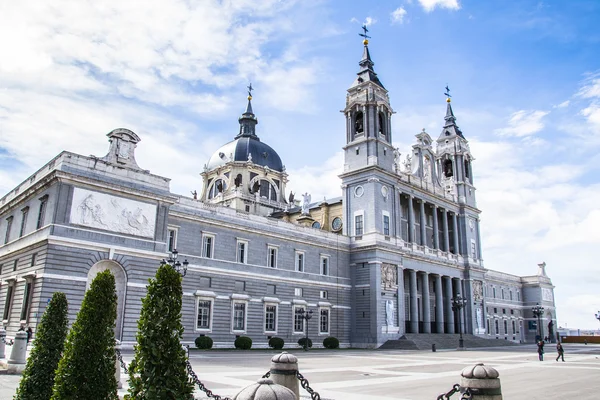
[207,136,284,172]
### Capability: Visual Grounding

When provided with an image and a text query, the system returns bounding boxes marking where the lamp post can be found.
[532,303,544,341]
[298,308,313,351]
[160,249,189,277]
[451,295,467,349]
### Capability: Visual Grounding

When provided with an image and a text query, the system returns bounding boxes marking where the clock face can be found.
[354,186,364,198]
[331,217,342,231]
[381,186,388,198]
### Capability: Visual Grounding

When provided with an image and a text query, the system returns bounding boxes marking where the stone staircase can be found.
[379,333,521,350]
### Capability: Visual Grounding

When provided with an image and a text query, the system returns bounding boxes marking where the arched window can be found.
[378,112,386,138]
[443,159,453,177]
[258,179,277,201]
[354,112,364,136]
[208,178,227,199]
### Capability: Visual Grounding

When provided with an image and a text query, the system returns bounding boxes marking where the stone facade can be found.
[0,41,556,349]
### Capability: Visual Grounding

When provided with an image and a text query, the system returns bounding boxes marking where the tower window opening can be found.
[443,159,453,178]
[259,179,277,201]
[354,112,364,135]
[356,147,360,155]
[464,159,470,180]
[208,179,227,199]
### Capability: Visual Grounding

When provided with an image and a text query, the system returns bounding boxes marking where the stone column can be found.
[435,275,444,334]
[452,212,460,255]
[419,200,427,246]
[270,352,299,400]
[432,205,439,250]
[409,269,419,333]
[442,209,450,252]
[408,196,415,243]
[422,272,431,333]
[397,267,406,333]
[444,276,455,334]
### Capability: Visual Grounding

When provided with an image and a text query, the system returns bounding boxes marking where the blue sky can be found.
[1,0,599,329]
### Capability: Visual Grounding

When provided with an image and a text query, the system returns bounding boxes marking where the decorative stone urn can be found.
[270,352,299,399]
[460,363,502,400]
[233,378,297,400]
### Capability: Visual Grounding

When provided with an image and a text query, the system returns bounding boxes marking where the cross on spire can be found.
[359,25,371,41]
[247,83,254,98]
[444,85,452,99]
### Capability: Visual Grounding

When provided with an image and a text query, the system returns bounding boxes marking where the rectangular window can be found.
[494,320,499,335]
[196,299,212,330]
[202,234,214,258]
[266,284,276,295]
[320,309,330,334]
[293,306,305,333]
[502,308,506,314]
[265,304,277,332]
[294,288,303,297]
[493,288,496,298]
[19,207,29,238]
[517,291,520,301]
[167,229,177,252]
[320,256,329,276]
[510,291,513,301]
[383,214,390,236]
[471,240,477,259]
[233,302,246,331]
[320,290,328,299]
[5,216,13,244]
[13,259,18,272]
[235,281,246,292]
[237,240,248,264]
[501,289,504,300]
[493,307,497,314]
[503,320,508,335]
[512,320,516,334]
[20,281,34,322]
[37,196,48,229]
[355,214,363,236]
[30,253,37,267]
[486,319,490,334]
[295,251,304,272]
[268,246,278,268]
[3,284,15,320]
[200,276,211,288]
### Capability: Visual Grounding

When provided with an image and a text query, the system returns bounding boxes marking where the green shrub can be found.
[323,336,340,349]
[125,264,194,400]
[51,270,118,400]
[195,336,213,350]
[268,337,284,350]
[234,336,252,350]
[15,292,69,400]
[297,337,313,349]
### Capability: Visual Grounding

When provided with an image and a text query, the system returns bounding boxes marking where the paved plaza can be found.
[1,344,599,399]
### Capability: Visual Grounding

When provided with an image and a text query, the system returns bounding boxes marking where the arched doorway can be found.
[87,260,127,340]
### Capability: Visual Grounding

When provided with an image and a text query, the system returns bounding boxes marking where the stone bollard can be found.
[233,378,296,400]
[115,340,122,389]
[460,363,502,400]
[270,352,299,400]
[0,328,6,359]
[7,331,27,374]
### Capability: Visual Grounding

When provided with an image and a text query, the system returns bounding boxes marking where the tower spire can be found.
[351,25,384,89]
[440,86,464,139]
[236,83,259,139]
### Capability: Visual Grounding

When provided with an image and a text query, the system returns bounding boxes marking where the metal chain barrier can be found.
[115,348,129,374]
[296,370,321,400]
[185,359,233,400]
[437,384,472,400]
[2,337,14,346]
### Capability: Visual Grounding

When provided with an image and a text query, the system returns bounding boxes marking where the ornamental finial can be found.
[359,24,371,45]
[247,83,254,100]
[444,85,452,103]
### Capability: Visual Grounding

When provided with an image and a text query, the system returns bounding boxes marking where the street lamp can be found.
[451,295,467,349]
[160,249,189,277]
[532,303,544,341]
[298,308,313,351]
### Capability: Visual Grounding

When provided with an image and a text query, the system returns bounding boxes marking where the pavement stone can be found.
[0,344,599,399]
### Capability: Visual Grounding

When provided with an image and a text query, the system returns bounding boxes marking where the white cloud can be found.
[554,100,570,108]
[418,0,461,12]
[580,103,600,126]
[577,74,600,99]
[391,7,408,24]
[364,17,377,27]
[495,110,549,137]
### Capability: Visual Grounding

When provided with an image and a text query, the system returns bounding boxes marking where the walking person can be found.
[556,342,565,362]
[537,340,545,361]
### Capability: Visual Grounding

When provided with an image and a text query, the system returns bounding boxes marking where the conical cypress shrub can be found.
[125,264,194,399]
[14,292,69,400]
[51,270,118,400]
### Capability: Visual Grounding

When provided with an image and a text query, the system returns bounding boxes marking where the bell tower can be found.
[342,29,395,175]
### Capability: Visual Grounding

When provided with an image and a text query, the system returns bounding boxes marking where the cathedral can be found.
[0,35,557,348]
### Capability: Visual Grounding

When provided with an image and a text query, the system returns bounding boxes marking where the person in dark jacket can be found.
[556,342,565,362]
[537,340,545,361]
